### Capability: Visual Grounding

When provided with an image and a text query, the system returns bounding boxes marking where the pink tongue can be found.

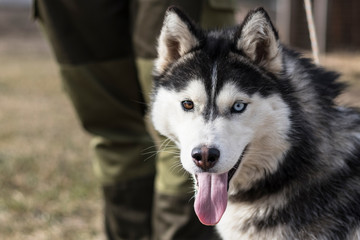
[194,172,228,225]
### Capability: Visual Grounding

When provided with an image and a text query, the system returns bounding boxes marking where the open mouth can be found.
[227,144,249,185]
[194,144,249,187]
[193,145,249,226]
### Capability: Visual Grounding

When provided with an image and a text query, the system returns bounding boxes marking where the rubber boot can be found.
[103,175,155,240]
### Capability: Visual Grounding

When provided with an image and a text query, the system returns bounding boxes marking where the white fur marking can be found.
[155,11,199,74]
[237,11,282,74]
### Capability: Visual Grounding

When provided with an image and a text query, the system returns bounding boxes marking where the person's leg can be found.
[132,1,235,239]
[34,0,155,239]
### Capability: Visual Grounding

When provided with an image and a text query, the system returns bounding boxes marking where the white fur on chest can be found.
[216,201,291,240]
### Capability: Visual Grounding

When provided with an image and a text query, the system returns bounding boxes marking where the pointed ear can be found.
[154,7,202,74]
[236,8,282,74]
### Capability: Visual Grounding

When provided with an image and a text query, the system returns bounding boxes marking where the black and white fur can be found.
[151,6,360,240]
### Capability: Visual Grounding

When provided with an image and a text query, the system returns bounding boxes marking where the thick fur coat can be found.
[151,7,360,239]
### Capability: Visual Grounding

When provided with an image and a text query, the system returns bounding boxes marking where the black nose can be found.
[191,146,220,170]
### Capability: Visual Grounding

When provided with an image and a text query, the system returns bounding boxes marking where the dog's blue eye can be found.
[182,100,194,111]
[231,101,247,113]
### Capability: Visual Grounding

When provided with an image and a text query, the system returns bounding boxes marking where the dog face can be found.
[152,79,291,175]
[151,7,291,225]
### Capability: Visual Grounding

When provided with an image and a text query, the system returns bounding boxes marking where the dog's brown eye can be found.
[181,100,194,111]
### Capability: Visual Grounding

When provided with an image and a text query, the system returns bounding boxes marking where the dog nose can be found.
[191,146,220,170]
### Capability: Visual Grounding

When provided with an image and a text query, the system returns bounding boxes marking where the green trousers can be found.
[34,0,234,239]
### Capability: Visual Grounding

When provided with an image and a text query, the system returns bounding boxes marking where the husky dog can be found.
[151,6,360,240]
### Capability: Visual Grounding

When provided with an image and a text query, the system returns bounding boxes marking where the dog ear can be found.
[154,7,202,74]
[236,8,282,74]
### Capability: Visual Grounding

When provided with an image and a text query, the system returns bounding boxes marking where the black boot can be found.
[103,175,155,240]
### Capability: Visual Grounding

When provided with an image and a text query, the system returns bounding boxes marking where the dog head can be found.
[151,7,291,225]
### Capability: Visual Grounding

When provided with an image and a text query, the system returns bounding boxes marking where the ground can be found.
[0,6,104,240]
[0,6,359,240]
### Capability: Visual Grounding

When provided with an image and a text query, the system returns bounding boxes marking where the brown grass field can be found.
[0,6,103,240]
[0,6,359,240]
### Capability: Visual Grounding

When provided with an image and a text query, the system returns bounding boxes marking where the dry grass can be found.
[0,53,104,240]
[0,7,104,240]
[321,53,360,106]
[0,6,359,240]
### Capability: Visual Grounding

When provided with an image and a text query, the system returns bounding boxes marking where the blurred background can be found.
[237,0,360,52]
[0,0,359,239]
[0,0,102,239]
